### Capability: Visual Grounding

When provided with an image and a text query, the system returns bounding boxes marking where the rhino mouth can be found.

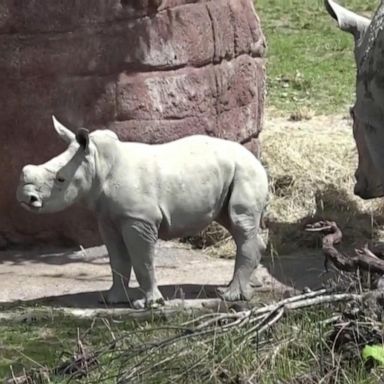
[20,200,43,212]
[354,183,384,200]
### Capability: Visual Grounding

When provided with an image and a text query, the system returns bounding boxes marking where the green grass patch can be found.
[256,0,376,115]
[1,305,382,383]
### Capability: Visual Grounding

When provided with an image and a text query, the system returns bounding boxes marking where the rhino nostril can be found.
[29,195,39,203]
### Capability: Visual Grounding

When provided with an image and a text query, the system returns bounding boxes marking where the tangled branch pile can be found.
[7,287,384,384]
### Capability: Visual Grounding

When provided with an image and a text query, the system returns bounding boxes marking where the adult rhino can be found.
[325,0,384,199]
[16,117,268,308]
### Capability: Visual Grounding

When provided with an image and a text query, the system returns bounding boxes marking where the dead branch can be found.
[183,290,359,339]
[0,299,222,323]
[306,221,384,274]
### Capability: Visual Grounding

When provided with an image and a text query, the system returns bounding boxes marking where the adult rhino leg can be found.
[218,190,266,302]
[121,219,164,309]
[99,219,132,304]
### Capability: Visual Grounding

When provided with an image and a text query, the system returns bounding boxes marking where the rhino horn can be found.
[52,116,75,144]
[325,0,370,42]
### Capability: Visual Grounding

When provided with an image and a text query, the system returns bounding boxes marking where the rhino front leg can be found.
[122,219,164,309]
[99,219,132,304]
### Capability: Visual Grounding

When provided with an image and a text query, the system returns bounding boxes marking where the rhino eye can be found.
[56,176,65,183]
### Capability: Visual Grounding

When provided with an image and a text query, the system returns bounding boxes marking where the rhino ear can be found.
[52,116,75,144]
[76,128,90,150]
[325,0,370,42]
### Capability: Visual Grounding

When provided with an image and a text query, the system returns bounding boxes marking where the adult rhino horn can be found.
[325,0,370,43]
[52,116,75,144]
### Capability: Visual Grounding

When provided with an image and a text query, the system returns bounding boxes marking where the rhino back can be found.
[98,136,263,235]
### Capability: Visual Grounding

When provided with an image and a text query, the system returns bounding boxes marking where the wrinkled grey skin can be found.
[17,117,268,308]
[325,0,384,199]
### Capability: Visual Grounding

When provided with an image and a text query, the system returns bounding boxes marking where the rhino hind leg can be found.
[121,219,164,309]
[217,188,266,302]
[99,219,132,304]
[218,232,263,301]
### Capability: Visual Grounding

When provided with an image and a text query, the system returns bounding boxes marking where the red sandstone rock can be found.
[0,0,266,247]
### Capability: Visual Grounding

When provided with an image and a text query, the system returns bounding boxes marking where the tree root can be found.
[306,220,384,275]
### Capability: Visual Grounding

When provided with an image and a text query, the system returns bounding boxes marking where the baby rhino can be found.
[17,117,268,308]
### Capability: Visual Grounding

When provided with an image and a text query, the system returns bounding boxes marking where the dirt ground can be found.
[0,240,331,308]
[0,114,348,309]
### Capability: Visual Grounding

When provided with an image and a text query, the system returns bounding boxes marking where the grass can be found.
[256,0,376,115]
[1,305,382,383]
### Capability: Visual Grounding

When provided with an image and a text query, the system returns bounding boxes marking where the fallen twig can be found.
[0,299,222,324]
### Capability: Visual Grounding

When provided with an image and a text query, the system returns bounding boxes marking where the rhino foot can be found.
[218,280,260,302]
[133,288,165,309]
[100,285,131,305]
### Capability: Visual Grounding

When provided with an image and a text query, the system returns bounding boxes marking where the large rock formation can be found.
[0,0,266,248]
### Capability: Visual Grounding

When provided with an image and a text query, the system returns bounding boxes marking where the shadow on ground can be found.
[257,183,384,293]
[267,184,384,255]
[0,246,109,266]
[0,284,224,309]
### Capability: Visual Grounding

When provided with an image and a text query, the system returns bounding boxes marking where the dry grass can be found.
[288,106,315,122]
[191,113,384,258]
[262,113,384,254]
[263,114,357,222]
